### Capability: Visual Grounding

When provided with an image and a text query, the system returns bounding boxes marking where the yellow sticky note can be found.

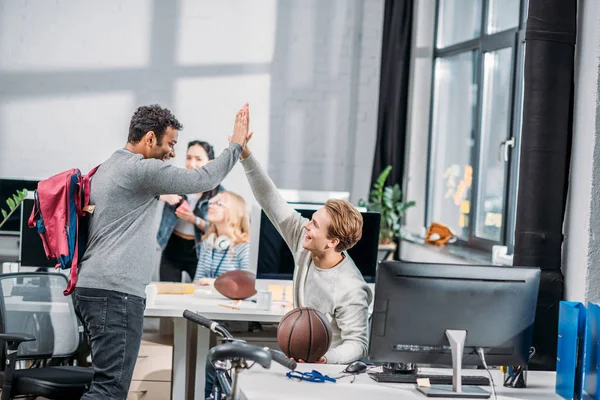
[268,285,284,301]
[460,200,470,214]
[284,286,293,303]
[416,378,431,388]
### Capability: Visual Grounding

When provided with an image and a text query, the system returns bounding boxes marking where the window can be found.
[426,0,527,250]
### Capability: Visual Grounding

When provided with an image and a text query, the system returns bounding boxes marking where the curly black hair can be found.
[128,104,183,145]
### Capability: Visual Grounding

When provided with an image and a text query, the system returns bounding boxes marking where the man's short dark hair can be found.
[128,105,183,145]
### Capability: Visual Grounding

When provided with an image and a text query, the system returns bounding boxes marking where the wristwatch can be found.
[195,216,202,227]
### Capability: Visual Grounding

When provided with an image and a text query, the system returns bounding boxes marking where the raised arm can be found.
[240,152,307,254]
[138,105,250,195]
[137,143,242,195]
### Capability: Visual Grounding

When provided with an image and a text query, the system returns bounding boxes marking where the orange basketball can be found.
[277,307,332,363]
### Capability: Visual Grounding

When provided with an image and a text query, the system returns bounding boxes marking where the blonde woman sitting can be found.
[194,191,250,285]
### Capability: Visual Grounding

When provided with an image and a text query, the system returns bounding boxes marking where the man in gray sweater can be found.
[75,104,249,399]
[239,135,372,365]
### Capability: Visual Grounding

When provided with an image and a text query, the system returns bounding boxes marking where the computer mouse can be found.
[345,360,368,374]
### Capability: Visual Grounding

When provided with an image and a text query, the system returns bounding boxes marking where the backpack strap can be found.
[80,165,100,216]
[64,234,79,296]
[65,178,85,296]
[27,191,40,228]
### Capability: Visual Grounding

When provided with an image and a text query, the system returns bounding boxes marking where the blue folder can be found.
[556,301,587,400]
[583,303,600,400]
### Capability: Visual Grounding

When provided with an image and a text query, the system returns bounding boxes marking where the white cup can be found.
[255,290,272,310]
[145,284,158,307]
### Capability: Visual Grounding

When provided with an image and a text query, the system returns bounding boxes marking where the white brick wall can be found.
[0,0,384,205]
[267,0,384,202]
[352,0,386,203]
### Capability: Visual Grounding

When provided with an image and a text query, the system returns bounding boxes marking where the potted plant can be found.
[358,166,415,260]
[0,189,28,230]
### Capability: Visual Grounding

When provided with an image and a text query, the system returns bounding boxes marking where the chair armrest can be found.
[0,333,35,344]
[0,333,35,400]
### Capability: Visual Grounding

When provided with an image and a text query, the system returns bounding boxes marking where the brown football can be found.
[214,270,257,300]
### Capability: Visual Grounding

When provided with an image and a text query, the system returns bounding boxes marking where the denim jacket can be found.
[156,185,224,258]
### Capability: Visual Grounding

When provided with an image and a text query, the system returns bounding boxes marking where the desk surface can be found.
[237,364,561,400]
[144,289,290,323]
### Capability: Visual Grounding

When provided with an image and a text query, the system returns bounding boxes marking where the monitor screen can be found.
[255,207,381,282]
[369,261,540,367]
[20,198,55,268]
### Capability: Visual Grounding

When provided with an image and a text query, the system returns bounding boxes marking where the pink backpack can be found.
[28,167,99,295]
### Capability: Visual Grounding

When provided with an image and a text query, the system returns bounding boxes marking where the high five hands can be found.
[229,103,253,159]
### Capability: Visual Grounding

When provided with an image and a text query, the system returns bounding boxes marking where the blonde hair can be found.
[202,191,250,246]
[324,199,363,252]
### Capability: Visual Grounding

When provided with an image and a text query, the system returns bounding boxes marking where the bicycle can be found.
[183,310,297,400]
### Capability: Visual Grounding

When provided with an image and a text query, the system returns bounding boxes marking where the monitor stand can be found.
[416,330,490,399]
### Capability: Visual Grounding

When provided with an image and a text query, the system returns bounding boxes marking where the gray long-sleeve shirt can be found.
[77,143,242,298]
[240,153,373,364]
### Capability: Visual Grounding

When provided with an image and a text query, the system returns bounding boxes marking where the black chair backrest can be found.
[0,272,82,363]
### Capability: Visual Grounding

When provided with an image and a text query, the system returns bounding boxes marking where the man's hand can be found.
[241,131,253,160]
[292,356,327,364]
[175,208,196,224]
[230,104,249,148]
[160,194,182,206]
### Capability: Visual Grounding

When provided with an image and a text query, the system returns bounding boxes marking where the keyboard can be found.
[368,372,490,386]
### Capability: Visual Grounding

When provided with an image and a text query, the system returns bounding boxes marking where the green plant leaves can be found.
[357,166,416,243]
[0,188,28,230]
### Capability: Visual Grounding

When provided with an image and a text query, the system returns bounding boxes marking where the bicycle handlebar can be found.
[267,348,297,371]
[209,342,272,369]
[183,309,233,339]
[183,309,297,371]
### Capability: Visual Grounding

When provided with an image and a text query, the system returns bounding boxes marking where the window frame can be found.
[425,0,528,252]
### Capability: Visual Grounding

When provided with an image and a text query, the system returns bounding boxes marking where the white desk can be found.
[237,364,561,400]
[143,287,290,400]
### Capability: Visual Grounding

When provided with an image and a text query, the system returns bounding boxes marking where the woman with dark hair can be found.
[156,140,224,282]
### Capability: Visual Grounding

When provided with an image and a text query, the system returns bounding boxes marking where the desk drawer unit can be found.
[127,380,171,400]
[132,340,173,382]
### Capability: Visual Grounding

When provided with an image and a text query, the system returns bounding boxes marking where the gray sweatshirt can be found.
[77,143,242,298]
[241,154,373,364]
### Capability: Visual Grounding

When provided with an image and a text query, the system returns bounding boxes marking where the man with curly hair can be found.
[75,104,251,399]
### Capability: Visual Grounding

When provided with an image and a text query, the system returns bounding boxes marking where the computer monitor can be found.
[248,204,381,282]
[20,198,55,269]
[369,261,540,398]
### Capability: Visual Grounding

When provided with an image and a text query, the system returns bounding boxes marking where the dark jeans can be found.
[160,233,198,282]
[205,360,216,399]
[74,287,146,400]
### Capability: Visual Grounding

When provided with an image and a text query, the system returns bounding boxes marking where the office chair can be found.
[0,272,93,399]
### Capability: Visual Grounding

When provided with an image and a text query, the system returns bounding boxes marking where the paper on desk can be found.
[416,378,431,387]
[267,284,294,303]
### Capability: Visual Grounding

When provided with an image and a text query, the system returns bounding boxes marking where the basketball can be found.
[214,270,257,300]
[277,307,332,363]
